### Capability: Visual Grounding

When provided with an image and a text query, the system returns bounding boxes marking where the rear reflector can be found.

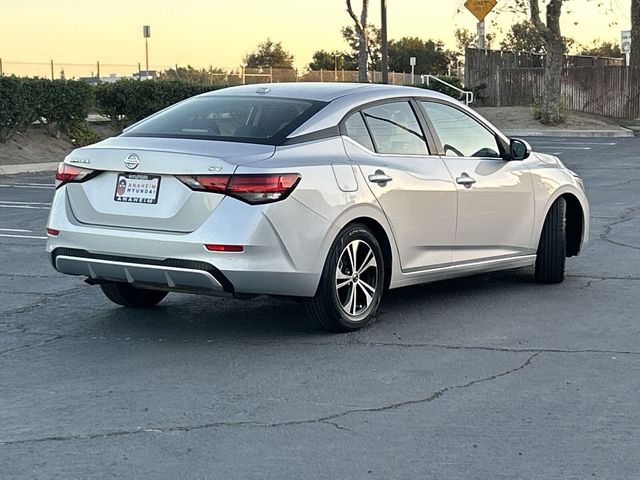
[46,228,60,236]
[177,173,301,205]
[55,163,98,188]
[204,244,244,252]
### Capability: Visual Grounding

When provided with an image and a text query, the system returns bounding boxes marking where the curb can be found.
[0,162,59,176]
[502,128,635,138]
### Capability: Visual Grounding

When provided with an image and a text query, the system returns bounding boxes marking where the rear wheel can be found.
[100,282,168,308]
[306,224,385,332]
[535,198,566,284]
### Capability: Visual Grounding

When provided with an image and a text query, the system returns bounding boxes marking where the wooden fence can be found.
[482,67,640,119]
[464,48,640,119]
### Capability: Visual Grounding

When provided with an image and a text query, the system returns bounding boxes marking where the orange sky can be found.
[0,0,632,78]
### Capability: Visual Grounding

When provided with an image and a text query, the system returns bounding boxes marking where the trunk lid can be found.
[64,137,274,233]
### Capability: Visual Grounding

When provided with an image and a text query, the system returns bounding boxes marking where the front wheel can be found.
[535,198,566,284]
[306,224,385,332]
[100,282,168,308]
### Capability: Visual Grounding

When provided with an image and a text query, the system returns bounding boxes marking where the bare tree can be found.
[632,0,640,67]
[346,0,370,82]
[529,0,566,124]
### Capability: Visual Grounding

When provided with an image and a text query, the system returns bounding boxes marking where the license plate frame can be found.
[114,173,161,204]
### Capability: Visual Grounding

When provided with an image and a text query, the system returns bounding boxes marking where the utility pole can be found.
[381,0,389,84]
[143,25,151,80]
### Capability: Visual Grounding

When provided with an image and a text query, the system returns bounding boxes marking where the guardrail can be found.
[421,74,474,106]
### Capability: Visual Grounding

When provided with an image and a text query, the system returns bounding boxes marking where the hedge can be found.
[1,76,486,146]
[0,77,93,143]
[94,80,225,128]
[0,77,223,144]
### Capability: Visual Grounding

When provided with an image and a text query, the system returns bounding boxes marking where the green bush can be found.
[0,77,93,142]
[95,80,225,128]
[66,122,102,147]
[40,80,94,138]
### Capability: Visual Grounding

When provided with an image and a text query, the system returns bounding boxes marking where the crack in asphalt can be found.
[567,274,640,281]
[597,206,640,251]
[0,352,541,446]
[589,179,640,189]
[2,328,639,356]
[0,334,63,357]
[0,273,61,278]
[0,287,84,320]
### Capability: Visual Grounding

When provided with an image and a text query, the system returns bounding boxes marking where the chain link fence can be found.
[0,60,419,86]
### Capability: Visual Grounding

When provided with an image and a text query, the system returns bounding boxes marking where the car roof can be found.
[205,82,444,103]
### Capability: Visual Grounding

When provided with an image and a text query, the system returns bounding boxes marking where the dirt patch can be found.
[0,126,73,165]
[0,123,119,166]
[474,106,626,131]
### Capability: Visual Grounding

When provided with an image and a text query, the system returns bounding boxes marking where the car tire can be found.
[306,223,385,332]
[535,197,566,284]
[100,282,168,308]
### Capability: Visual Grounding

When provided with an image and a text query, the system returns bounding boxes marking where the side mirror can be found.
[509,138,531,161]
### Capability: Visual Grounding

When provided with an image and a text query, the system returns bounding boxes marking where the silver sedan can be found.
[46,83,589,331]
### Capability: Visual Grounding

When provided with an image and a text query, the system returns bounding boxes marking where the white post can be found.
[410,56,416,85]
[477,21,486,49]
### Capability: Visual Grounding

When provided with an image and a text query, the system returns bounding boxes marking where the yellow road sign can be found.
[464,0,497,22]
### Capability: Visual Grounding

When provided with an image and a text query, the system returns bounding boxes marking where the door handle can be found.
[456,173,477,188]
[368,170,393,187]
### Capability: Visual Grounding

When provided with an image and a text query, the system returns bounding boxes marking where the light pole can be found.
[381,0,389,84]
[143,25,151,80]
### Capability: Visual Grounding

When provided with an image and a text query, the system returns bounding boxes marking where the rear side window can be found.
[344,112,375,151]
[123,96,326,145]
[362,102,427,155]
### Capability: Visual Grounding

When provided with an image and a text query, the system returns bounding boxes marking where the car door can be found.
[342,100,457,272]
[418,100,535,264]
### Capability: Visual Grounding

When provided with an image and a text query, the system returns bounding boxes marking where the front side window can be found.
[362,102,428,155]
[123,96,326,145]
[421,101,501,158]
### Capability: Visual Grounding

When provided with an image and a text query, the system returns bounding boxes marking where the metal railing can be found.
[421,74,474,105]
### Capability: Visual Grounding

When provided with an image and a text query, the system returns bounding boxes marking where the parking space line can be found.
[0,184,55,190]
[0,228,33,233]
[0,200,51,206]
[536,146,592,150]
[533,142,616,146]
[0,205,50,210]
[0,233,47,240]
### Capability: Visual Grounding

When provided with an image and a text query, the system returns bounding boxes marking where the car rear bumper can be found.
[46,188,333,298]
[52,248,229,295]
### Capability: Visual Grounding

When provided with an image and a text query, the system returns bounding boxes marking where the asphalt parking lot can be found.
[1,137,639,479]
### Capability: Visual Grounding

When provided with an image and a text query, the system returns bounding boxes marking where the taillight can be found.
[46,228,60,236]
[177,175,231,193]
[177,174,301,205]
[55,163,98,188]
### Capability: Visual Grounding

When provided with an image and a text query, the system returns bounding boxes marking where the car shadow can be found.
[95,267,542,342]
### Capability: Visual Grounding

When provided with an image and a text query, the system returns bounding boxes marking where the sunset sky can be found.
[0,0,632,77]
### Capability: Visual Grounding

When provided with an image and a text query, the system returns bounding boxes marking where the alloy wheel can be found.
[335,239,378,317]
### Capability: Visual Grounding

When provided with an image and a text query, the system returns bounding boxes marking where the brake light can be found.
[177,174,301,205]
[55,163,98,188]
[46,228,60,236]
[177,175,230,193]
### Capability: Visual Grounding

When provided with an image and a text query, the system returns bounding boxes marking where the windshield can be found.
[122,95,326,145]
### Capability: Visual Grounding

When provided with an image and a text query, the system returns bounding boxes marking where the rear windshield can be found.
[122,95,326,145]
